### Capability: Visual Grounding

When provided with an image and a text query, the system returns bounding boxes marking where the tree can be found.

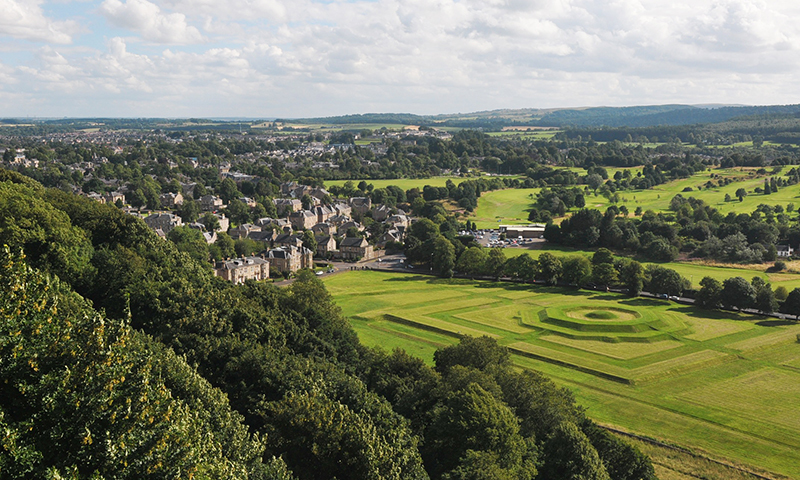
[423,384,535,480]
[456,247,488,278]
[780,288,800,318]
[432,235,456,278]
[695,276,722,309]
[581,420,656,480]
[301,194,314,211]
[192,182,207,199]
[434,336,512,375]
[176,198,200,223]
[167,226,209,265]
[720,277,756,311]
[775,285,789,301]
[561,256,592,288]
[735,188,747,202]
[536,252,562,286]
[591,248,614,266]
[218,178,240,203]
[539,422,610,480]
[0,248,274,479]
[225,199,251,225]
[302,230,317,255]
[645,265,689,296]
[504,253,537,283]
[485,248,507,280]
[592,263,617,290]
[213,232,235,260]
[201,212,221,232]
[754,284,777,314]
[586,174,604,193]
[618,260,645,296]
[643,237,678,262]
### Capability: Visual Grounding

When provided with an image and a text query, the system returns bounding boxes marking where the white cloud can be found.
[99,0,203,44]
[0,0,78,44]
[4,0,800,116]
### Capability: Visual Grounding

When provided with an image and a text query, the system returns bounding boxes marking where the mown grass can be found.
[468,167,800,226]
[325,270,800,479]
[469,188,539,228]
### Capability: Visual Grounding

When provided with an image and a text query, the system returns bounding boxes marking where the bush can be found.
[773,260,787,272]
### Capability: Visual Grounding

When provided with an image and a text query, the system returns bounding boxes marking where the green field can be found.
[469,188,539,228]
[468,167,800,228]
[325,271,800,479]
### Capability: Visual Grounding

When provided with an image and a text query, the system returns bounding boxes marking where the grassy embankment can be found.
[325,270,800,479]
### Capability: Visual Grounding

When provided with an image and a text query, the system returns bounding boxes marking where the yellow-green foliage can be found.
[0,248,273,479]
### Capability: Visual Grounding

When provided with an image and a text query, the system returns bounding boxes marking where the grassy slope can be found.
[325,271,800,479]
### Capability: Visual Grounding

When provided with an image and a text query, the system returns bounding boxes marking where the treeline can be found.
[538,187,800,265]
[407,230,796,319]
[0,169,655,479]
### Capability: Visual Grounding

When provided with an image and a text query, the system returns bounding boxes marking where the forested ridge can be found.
[0,169,654,479]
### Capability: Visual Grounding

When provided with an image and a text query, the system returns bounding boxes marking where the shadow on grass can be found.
[757,320,798,327]
[620,298,668,307]
[385,274,436,282]
[670,305,763,322]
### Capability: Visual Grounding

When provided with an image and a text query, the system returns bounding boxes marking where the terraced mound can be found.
[325,271,800,478]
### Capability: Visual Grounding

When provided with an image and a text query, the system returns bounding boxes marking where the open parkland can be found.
[324,269,800,479]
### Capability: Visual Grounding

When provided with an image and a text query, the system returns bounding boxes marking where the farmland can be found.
[325,270,800,479]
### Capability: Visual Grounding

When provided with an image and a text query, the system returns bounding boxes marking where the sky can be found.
[2,0,800,118]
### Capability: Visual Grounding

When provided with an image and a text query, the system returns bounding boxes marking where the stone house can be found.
[144,212,183,235]
[160,192,184,208]
[339,236,375,260]
[229,223,260,240]
[372,204,391,222]
[314,205,336,224]
[274,233,304,248]
[268,245,314,273]
[311,222,334,236]
[104,191,126,205]
[349,197,372,215]
[289,210,317,230]
[214,256,269,284]
[200,195,224,211]
[315,235,337,258]
[274,198,303,215]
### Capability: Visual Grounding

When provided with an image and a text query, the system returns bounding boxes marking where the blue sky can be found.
[2,0,800,118]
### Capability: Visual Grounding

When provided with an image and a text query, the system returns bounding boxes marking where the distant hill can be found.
[283,104,800,129]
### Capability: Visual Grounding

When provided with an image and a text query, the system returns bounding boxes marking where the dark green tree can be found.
[720,277,756,311]
[485,247,507,280]
[561,255,592,288]
[618,260,645,296]
[780,288,800,318]
[695,276,722,309]
[432,236,456,278]
[539,422,610,480]
[536,252,562,286]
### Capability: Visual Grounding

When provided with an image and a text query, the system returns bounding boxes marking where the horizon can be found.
[0,102,779,123]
